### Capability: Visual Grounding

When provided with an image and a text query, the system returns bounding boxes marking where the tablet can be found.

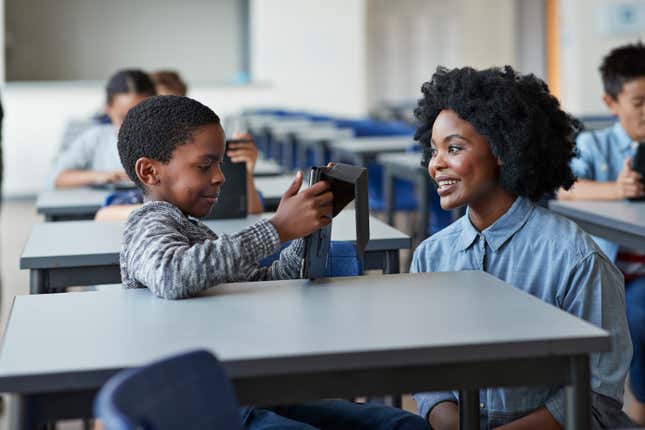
[301,163,369,279]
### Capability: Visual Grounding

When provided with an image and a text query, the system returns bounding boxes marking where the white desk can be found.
[549,200,645,250]
[21,210,411,294]
[330,136,416,166]
[0,272,603,429]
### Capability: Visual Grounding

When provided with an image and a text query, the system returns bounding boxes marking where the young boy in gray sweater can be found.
[117,95,428,430]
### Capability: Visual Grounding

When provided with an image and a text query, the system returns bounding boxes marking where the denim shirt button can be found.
[480,403,485,409]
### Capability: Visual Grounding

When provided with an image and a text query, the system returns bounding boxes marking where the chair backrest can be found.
[94,350,243,430]
[327,241,363,277]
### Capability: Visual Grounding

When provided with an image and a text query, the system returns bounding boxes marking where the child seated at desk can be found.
[410,66,633,429]
[50,69,156,188]
[94,132,264,220]
[557,42,645,424]
[117,95,427,430]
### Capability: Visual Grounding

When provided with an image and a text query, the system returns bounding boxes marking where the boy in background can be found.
[558,42,645,424]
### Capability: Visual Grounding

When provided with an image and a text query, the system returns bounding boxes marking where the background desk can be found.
[37,174,291,222]
[549,200,645,250]
[378,152,430,238]
[0,271,604,429]
[21,210,411,294]
[329,136,414,166]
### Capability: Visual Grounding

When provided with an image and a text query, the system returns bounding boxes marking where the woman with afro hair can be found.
[410,66,633,429]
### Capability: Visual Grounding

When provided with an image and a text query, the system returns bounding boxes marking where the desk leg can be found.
[417,176,430,240]
[384,250,400,274]
[29,269,48,295]
[459,389,480,430]
[566,354,591,430]
[384,166,395,226]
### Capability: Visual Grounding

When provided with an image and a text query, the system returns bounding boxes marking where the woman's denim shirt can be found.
[411,197,632,428]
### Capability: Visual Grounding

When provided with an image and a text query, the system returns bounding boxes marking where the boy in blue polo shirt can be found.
[558,42,645,424]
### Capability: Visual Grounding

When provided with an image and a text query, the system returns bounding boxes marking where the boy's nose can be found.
[211,170,225,185]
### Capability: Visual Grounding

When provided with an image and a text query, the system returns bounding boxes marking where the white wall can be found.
[0,0,369,197]
[366,0,517,107]
[559,0,645,115]
[251,0,368,117]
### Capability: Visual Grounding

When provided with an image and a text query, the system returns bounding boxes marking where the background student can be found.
[410,66,633,430]
[49,69,156,188]
[557,41,645,424]
[150,70,188,96]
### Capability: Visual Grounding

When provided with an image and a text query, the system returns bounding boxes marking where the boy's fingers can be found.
[284,171,304,197]
[307,180,331,196]
[314,191,334,205]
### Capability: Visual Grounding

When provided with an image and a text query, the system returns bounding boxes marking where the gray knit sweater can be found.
[120,200,304,299]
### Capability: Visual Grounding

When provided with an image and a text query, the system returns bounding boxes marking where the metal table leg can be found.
[417,175,430,240]
[384,250,400,274]
[566,354,591,430]
[29,269,48,295]
[459,389,480,430]
[384,165,395,226]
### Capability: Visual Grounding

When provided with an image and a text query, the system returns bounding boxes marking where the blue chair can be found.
[103,189,143,207]
[259,241,362,277]
[94,350,243,430]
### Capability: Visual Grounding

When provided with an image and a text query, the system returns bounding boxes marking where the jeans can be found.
[627,276,645,402]
[242,400,429,430]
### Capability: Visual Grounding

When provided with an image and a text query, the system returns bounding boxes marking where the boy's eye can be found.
[198,163,211,171]
[429,147,437,157]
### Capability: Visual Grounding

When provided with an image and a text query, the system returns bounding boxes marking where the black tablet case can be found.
[204,151,248,219]
[301,163,369,279]
[630,142,645,201]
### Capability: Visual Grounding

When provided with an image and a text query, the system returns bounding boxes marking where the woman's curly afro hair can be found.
[118,95,220,190]
[415,65,581,201]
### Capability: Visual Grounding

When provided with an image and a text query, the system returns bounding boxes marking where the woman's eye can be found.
[429,148,437,157]
[199,164,211,171]
[448,145,462,154]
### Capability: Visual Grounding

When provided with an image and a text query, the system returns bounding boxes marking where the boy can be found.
[411,66,633,429]
[558,42,645,424]
[118,95,428,429]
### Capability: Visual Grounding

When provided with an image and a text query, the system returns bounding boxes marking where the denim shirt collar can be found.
[613,122,635,153]
[457,197,534,252]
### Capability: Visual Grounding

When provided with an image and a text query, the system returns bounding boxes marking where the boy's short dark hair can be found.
[415,65,581,201]
[106,69,156,104]
[118,95,221,190]
[600,42,645,99]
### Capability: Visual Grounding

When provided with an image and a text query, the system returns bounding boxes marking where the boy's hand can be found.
[94,170,129,185]
[616,158,645,199]
[227,134,257,174]
[428,401,458,430]
[269,171,333,242]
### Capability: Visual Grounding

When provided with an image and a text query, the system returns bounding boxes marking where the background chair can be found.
[94,349,243,430]
[260,240,363,277]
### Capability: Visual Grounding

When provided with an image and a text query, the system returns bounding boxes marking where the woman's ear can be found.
[497,157,504,167]
[135,157,161,186]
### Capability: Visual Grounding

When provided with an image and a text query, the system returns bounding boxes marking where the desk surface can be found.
[330,136,414,154]
[253,158,284,176]
[549,200,645,248]
[377,152,424,169]
[21,209,410,270]
[37,175,290,218]
[0,271,608,393]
